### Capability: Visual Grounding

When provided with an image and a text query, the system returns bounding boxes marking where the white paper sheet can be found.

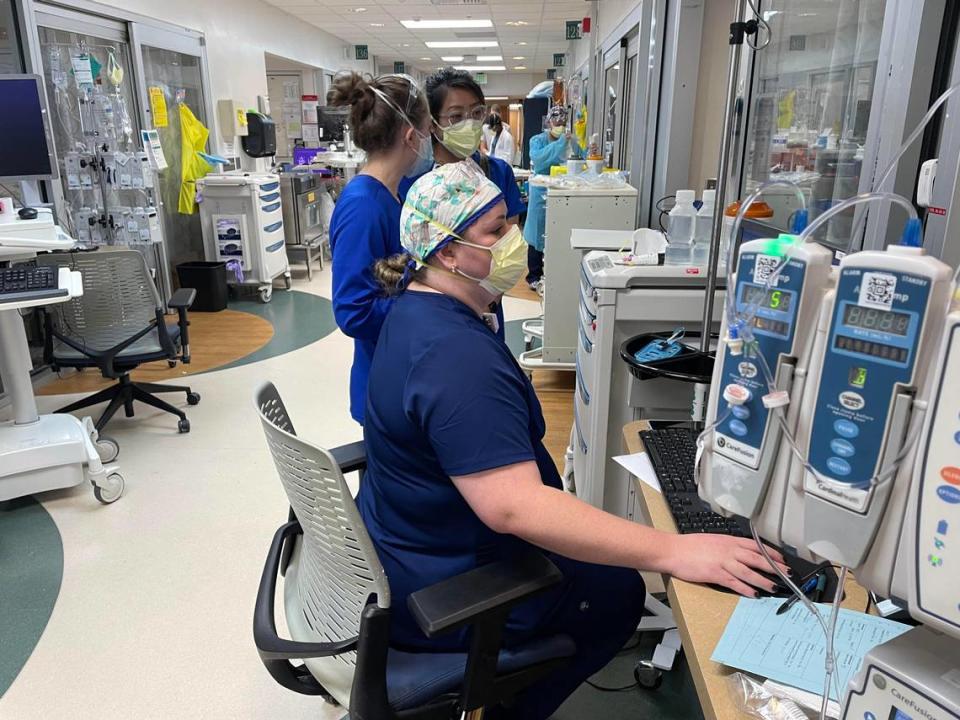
[613,452,661,493]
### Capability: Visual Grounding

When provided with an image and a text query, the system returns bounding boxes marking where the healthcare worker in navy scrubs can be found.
[361,161,790,720]
[327,72,433,425]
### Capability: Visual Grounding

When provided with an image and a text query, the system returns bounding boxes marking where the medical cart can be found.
[198,172,291,303]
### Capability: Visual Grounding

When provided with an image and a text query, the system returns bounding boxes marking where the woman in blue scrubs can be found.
[327,72,433,424]
[524,106,578,287]
[399,68,525,223]
[361,162,789,719]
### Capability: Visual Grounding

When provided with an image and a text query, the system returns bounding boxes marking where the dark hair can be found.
[489,104,502,116]
[486,114,503,133]
[327,72,428,155]
[373,253,419,295]
[424,67,486,120]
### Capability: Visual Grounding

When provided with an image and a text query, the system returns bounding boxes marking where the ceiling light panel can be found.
[454,65,506,71]
[401,19,493,29]
[425,40,499,48]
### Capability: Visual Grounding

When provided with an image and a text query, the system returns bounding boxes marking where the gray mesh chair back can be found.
[38,249,164,356]
[254,381,390,707]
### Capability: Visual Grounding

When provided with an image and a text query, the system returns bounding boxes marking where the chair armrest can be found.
[168,287,196,310]
[408,549,563,638]
[330,440,367,475]
[254,520,359,660]
[166,288,196,364]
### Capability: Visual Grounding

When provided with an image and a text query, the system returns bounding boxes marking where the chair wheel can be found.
[95,436,120,463]
[93,472,124,504]
[178,419,191,433]
[187,391,201,405]
[168,360,178,368]
[634,661,663,690]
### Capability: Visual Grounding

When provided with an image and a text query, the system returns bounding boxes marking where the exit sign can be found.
[394,61,405,74]
[473,72,488,85]
[553,53,566,67]
[355,45,368,60]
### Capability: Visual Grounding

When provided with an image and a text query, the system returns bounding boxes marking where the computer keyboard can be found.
[640,427,750,537]
[0,266,65,304]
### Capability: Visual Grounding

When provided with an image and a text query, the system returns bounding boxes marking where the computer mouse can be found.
[18,207,38,220]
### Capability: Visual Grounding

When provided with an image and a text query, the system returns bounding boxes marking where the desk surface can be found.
[623,420,871,720]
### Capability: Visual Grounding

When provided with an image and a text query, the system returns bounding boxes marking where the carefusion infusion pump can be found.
[784,247,952,569]
[699,234,833,521]
[841,309,960,720]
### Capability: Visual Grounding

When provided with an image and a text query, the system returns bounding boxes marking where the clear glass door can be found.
[739,0,887,247]
[602,62,620,168]
[36,22,168,288]
[138,42,208,278]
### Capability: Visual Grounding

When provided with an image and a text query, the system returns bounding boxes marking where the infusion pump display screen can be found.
[842,304,911,336]
[739,284,793,312]
[890,709,914,720]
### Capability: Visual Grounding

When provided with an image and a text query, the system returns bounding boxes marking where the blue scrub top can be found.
[359,289,563,650]
[399,152,526,219]
[329,175,401,425]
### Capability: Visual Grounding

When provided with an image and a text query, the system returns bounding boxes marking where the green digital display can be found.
[848,366,868,388]
[740,284,793,312]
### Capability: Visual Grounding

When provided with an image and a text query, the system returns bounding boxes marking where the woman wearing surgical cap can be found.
[360,161,790,719]
[523,105,576,289]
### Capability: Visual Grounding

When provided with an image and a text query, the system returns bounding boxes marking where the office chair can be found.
[38,249,200,436]
[253,381,576,720]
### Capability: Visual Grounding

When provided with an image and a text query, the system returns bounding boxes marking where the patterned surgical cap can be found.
[400,159,504,264]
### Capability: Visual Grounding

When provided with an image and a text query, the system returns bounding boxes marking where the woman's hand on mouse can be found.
[666,534,791,597]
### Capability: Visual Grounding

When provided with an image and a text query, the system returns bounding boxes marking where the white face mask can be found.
[454,225,527,296]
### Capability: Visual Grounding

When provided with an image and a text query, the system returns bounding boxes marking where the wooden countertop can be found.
[623,420,871,720]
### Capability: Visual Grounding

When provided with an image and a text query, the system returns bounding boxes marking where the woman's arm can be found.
[452,461,789,597]
[530,134,569,173]
[330,199,394,341]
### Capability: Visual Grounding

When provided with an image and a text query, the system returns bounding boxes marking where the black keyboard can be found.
[641,427,749,537]
[0,266,65,304]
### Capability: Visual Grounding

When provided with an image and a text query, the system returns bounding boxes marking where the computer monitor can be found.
[316,106,347,143]
[0,74,58,181]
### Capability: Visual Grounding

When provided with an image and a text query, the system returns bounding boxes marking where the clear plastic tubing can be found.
[796,191,918,250]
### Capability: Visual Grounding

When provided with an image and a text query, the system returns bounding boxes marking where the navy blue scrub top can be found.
[399,152,527,219]
[329,175,401,425]
[359,289,562,650]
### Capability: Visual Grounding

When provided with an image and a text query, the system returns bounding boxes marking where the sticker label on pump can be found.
[859,271,897,310]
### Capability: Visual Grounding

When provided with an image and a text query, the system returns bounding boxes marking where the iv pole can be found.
[699,0,754,352]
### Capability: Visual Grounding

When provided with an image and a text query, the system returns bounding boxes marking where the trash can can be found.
[176,261,228,312]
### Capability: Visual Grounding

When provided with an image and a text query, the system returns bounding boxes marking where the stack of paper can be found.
[712,597,911,701]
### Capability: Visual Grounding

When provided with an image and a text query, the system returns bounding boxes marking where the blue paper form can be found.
[711,597,911,700]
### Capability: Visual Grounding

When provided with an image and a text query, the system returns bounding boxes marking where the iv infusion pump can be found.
[698,236,959,719]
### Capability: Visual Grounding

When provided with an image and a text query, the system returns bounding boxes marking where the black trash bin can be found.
[176,261,228,312]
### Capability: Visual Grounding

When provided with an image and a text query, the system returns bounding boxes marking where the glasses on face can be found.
[437,104,488,127]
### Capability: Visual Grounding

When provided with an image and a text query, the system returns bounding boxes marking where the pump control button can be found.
[942,467,960,485]
[834,419,859,439]
[831,438,855,458]
[729,420,748,437]
[731,405,750,420]
[827,457,852,477]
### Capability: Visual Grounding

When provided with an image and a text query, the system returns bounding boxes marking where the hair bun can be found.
[327,71,371,108]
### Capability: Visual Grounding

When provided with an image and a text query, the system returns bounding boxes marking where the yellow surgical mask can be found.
[453,225,527,296]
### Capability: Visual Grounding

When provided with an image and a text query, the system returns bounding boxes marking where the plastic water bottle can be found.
[664,189,696,266]
[691,189,716,266]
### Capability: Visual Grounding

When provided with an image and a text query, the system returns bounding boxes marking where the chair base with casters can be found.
[55,372,200,434]
[253,382,577,720]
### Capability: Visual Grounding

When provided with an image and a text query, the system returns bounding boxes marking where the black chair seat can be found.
[387,634,576,710]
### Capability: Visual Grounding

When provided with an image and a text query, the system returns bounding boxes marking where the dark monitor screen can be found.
[317,107,347,142]
[0,75,55,179]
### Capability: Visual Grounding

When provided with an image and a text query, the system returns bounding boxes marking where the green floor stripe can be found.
[205,290,338,372]
[0,497,63,698]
